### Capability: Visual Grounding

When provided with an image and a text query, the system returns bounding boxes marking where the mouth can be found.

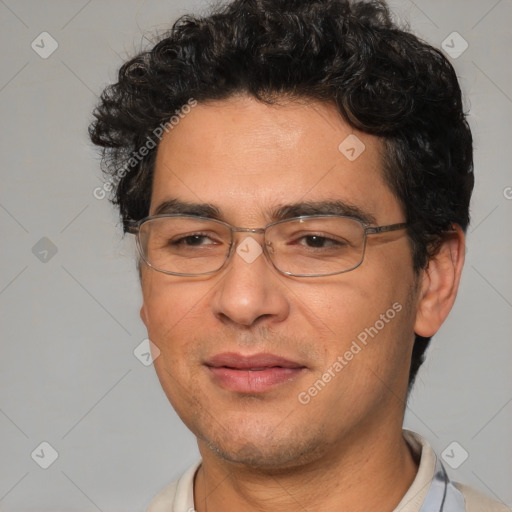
[204,352,307,393]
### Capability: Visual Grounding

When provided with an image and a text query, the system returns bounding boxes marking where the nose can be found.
[210,236,290,327]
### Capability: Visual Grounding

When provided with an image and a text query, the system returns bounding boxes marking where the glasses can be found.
[127,214,408,278]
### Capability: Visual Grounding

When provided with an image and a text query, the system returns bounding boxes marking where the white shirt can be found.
[146,430,510,512]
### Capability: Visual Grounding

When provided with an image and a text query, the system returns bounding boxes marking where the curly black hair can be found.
[89,0,474,391]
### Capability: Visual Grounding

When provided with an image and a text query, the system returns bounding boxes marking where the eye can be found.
[294,234,348,250]
[172,234,215,247]
[299,235,342,248]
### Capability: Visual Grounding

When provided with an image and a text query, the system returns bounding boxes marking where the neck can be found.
[194,426,418,512]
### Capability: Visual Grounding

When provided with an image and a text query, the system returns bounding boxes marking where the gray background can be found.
[0,0,511,510]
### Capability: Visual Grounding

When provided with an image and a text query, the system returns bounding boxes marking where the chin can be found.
[197,420,327,470]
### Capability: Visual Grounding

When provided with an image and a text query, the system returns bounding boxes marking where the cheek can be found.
[140,272,209,350]
[298,264,415,366]
[288,278,381,338]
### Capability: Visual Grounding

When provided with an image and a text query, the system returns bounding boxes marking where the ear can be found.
[138,264,150,327]
[414,226,466,337]
[140,304,148,327]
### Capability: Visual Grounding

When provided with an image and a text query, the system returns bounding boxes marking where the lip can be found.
[205,352,307,393]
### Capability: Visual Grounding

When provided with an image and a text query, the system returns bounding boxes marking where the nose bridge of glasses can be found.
[229,226,268,252]
[228,226,274,267]
[231,226,266,235]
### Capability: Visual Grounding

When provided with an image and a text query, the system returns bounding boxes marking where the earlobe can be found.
[414,226,466,338]
[139,266,151,327]
[140,304,148,326]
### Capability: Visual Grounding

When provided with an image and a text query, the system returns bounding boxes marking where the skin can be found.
[139,95,466,512]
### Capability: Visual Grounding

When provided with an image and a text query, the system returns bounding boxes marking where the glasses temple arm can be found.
[366,222,408,235]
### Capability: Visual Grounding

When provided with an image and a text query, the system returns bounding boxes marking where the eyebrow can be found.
[153,198,222,219]
[152,198,377,225]
[271,200,377,225]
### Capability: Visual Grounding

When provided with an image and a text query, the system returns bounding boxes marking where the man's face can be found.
[140,96,419,468]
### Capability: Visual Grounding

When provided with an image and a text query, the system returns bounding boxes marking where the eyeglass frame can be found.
[126,214,408,278]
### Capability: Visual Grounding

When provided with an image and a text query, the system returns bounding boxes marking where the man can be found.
[89,0,509,510]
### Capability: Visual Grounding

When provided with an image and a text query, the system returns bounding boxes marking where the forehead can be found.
[151,95,402,223]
